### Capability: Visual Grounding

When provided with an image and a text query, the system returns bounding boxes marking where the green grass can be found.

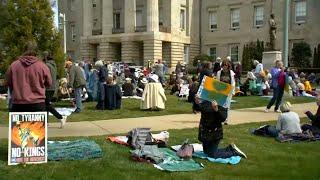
[0,119,319,179]
[0,95,315,124]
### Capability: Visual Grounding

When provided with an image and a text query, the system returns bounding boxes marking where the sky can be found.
[50,0,59,29]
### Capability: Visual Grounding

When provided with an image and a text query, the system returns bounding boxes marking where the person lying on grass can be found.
[195,95,247,159]
[303,96,320,135]
[265,101,302,137]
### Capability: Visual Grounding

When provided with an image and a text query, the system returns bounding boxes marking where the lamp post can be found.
[283,0,290,67]
[59,13,67,55]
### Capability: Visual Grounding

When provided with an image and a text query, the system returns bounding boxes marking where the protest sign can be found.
[8,112,47,165]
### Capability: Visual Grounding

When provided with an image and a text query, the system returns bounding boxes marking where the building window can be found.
[71,24,76,42]
[230,45,239,62]
[295,1,306,23]
[93,18,98,27]
[180,9,186,30]
[209,11,217,30]
[92,0,97,8]
[230,8,240,29]
[254,6,264,27]
[183,46,189,64]
[209,47,217,60]
[136,10,143,27]
[113,13,120,29]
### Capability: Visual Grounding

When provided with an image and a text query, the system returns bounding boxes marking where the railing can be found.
[135,26,147,32]
[159,26,171,33]
[92,29,102,35]
[112,28,124,34]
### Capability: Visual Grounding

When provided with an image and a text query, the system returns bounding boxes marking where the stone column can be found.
[144,39,162,65]
[146,0,159,32]
[124,0,136,33]
[122,41,138,63]
[98,41,110,62]
[102,0,113,35]
[83,1,92,36]
[170,42,184,69]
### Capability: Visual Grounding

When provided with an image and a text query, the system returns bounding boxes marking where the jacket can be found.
[68,65,86,88]
[306,106,320,129]
[198,101,227,142]
[140,83,167,110]
[103,84,122,110]
[122,83,134,96]
[46,59,57,91]
[6,56,52,104]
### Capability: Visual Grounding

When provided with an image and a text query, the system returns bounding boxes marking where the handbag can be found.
[176,139,194,159]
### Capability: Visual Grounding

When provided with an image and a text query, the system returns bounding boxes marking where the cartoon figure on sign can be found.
[16,121,40,150]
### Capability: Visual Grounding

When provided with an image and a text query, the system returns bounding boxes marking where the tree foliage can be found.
[313,44,320,68]
[291,42,312,68]
[0,0,64,77]
[192,54,213,67]
[242,39,264,71]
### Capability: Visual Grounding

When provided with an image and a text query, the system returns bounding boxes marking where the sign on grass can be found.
[8,112,47,165]
[197,75,232,107]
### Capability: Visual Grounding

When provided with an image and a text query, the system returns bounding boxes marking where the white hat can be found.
[148,74,159,83]
[226,56,231,61]
[280,101,292,112]
[95,60,103,67]
[216,57,221,60]
[125,78,132,81]
[141,78,148,84]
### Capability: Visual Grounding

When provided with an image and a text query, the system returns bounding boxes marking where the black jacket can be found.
[104,84,122,110]
[198,101,227,142]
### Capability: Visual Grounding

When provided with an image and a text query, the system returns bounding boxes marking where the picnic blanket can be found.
[154,148,204,172]
[49,107,75,116]
[171,143,242,165]
[48,139,102,161]
[107,136,129,146]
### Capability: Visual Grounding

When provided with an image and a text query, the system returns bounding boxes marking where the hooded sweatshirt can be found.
[6,56,52,104]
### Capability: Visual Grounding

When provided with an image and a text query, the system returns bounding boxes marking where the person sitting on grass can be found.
[265,101,302,137]
[122,78,134,96]
[195,95,247,159]
[303,96,320,135]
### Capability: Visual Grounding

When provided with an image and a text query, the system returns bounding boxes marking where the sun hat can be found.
[280,101,292,112]
[141,78,148,84]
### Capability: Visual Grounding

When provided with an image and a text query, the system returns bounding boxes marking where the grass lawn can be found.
[0,95,315,124]
[0,119,319,179]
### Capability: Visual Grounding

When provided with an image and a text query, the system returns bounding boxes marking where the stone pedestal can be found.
[262,51,282,70]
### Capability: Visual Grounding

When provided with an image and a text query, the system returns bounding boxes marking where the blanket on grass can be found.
[171,143,242,165]
[48,139,102,161]
[154,148,204,172]
[49,107,76,116]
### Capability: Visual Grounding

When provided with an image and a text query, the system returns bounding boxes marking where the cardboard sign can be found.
[197,75,232,107]
[8,112,47,165]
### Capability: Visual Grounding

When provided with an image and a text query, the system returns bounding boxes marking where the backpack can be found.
[176,139,194,159]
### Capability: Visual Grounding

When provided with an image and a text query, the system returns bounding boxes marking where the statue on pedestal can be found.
[269,14,277,51]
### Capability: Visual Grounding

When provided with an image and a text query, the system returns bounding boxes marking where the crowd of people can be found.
[4,40,320,160]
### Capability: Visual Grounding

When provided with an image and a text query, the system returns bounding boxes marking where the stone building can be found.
[59,0,320,68]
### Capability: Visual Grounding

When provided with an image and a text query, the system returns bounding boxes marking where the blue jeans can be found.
[75,87,83,110]
[267,125,279,137]
[202,140,237,158]
[267,86,284,110]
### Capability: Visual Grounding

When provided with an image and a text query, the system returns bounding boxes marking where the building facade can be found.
[60,0,320,68]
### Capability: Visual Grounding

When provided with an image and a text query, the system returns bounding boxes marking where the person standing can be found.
[95,60,108,109]
[154,59,165,85]
[6,41,52,112]
[44,52,67,128]
[213,57,222,75]
[253,60,264,95]
[65,61,86,113]
[265,60,285,113]
[216,60,235,125]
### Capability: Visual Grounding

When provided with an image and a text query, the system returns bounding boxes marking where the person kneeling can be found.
[266,101,302,137]
[196,96,247,159]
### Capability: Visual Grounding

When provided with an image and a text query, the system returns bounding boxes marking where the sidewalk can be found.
[0,102,316,139]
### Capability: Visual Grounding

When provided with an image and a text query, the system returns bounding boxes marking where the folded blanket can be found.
[107,136,129,146]
[154,148,204,172]
[48,139,102,161]
[193,151,241,165]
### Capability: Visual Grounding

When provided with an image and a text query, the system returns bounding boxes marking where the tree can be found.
[192,54,213,67]
[0,0,64,77]
[291,42,312,68]
[241,39,264,71]
[313,47,318,68]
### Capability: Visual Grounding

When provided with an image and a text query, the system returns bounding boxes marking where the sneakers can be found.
[231,143,247,158]
[264,108,269,113]
[274,109,281,113]
[73,108,81,113]
[60,116,67,129]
